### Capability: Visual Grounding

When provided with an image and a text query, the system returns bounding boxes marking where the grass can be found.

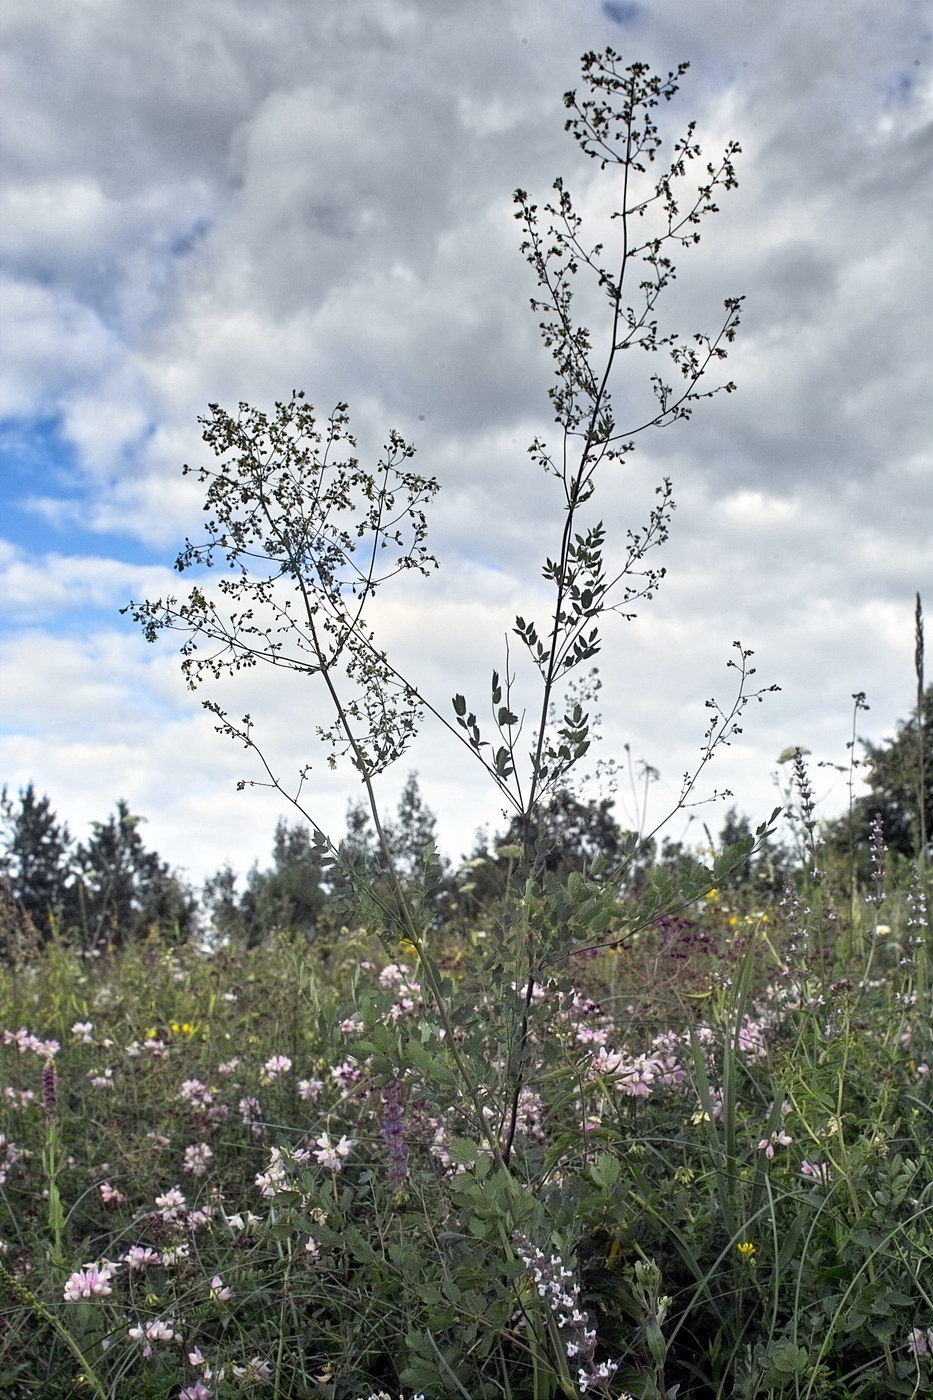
[0,864,930,1400]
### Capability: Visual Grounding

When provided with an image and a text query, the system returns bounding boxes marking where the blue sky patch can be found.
[0,415,164,568]
[602,2,641,24]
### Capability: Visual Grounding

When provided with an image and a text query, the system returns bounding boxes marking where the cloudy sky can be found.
[1,0,930,890]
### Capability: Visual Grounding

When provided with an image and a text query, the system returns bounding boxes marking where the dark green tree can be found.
[253,819,327,944]
[71,800,196,946]
[822,685,932,874]
[710,806,793,896]
[325,775,452,932]
[201,862,250,945]
[0,783,73,938]
[204,820,328,947]
[497,786,627,879]
[383,772,443,882]
[454,787,650,919]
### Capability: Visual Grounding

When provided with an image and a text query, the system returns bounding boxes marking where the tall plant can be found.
[126,48,770,902]
[124,51,780,1393]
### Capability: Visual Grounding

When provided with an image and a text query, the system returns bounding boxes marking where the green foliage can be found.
[822,684,933,872]
[14,43,917,1400]
[1,783,72,937]
[204,818,328,948]
[0,789,196,950]
[71,800,197,947]
[0,876,931,1398]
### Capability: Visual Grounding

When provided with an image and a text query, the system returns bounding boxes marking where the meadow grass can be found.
[0,869,930,1399]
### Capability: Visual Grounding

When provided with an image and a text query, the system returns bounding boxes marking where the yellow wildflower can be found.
[737,1241,757,1262]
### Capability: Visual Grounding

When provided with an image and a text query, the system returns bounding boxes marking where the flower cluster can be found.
[758,1129,793,1159]
[128,1317,175,1358]
[0,1133,21,1185]
[3,1027,59,1058]
[182,1142,214,1177]
[262,1054,292,1079]
[63,1260,117,1301]
[800,1159,833,1187]
[513,1234,620,1395]
[907,1326,933,1357]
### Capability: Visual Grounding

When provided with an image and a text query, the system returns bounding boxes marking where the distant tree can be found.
[454,787,652,918]
[205,819,329,947]
[710,806,793,896]
[71,799,197,946]
[383,772,443,882]
[324,775,452,932]
[496,786,627,879]
[250,819,328,943]
[822,684,933,873]
[0,783,73,938]
[200,868,250,946]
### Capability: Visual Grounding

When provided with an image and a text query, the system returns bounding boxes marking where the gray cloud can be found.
[1,0,930,879]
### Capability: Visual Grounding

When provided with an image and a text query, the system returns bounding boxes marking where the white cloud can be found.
[1,0,930,884]
[0,544,179,620]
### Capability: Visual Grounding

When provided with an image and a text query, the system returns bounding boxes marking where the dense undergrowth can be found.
[1,857,930,1399]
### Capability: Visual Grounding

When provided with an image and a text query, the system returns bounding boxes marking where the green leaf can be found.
[407,1039,457,1085]
[446,1137,481,1167]
[589,1151,621,1189]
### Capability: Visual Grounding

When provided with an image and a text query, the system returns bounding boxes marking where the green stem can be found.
[0,1263,108,1400]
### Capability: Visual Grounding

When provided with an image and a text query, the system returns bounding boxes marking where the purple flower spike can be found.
[381,1079,409,1184]
[42,1059,57,1114]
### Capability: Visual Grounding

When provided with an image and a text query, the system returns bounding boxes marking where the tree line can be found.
[2,684,929,952]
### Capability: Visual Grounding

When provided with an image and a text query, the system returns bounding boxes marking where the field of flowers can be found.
[0,869,931,1400]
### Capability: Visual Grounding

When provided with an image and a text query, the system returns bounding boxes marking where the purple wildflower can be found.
[381,1079,409,1184]
[42,1059,57,1113]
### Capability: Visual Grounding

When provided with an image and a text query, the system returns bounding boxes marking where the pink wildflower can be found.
[238,1096,264,1137]
[154,1186,187,1221]
[758,1129,793,1159]
[179,1384,214,1400]
[179,1078,213,1108]
[262,1054,292,1078]
[128,1317,175,1358]
[182,1142,214,1177]
[160,1243,190,1265]
[63,1262,116,1301]
[255,1147,290,1198]
[907,1326,933,1356]
[313,1132,353,1171]
[800,1160,833,1186]
[329,1059,362,1091]
[232,1357,273,1382]
[123,1245,160,1270]
[0,1134,21,1184]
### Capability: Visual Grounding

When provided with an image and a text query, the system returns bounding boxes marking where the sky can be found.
[1,0,931,892]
